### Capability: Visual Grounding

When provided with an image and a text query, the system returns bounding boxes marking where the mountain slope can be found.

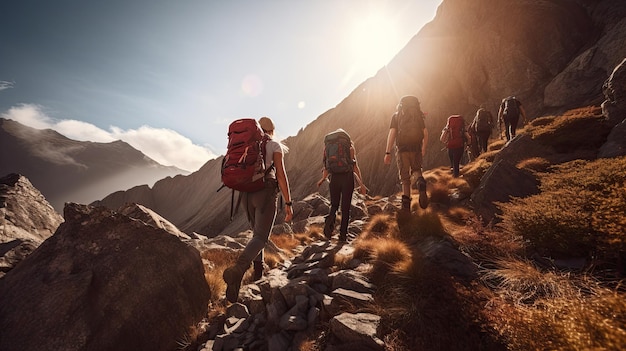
[0,118,187,211]
[95,0,626,236]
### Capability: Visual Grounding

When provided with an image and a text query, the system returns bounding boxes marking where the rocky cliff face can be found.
[0,118,187,212]
[95,0,626,237]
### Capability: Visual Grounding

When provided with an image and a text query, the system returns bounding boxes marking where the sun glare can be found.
[349,14,401,74]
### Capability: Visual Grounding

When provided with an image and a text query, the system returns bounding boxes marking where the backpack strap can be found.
[229,189,236,221]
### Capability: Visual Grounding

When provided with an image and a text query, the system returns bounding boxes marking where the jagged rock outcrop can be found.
[117,202,191,239]
[92,0,626,238]
[0,119,187,211]
[599,58,626,158]
[0,203,210,351]
[602,58,626,126]
[0,173,63,243]
[0,173,64,276]
[0,239,38,279]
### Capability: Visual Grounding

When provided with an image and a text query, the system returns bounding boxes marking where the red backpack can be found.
[221,118,270,193]
[445,115,466,149]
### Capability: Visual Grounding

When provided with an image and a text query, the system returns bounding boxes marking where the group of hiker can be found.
[221,95,527,303]
[440,96,528,177]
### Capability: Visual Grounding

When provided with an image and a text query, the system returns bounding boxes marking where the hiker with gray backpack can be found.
[317,128,366,242]
[469,105,494,155]
[497,96,527,141]
[383,95,429,211]
[222,116,293,303]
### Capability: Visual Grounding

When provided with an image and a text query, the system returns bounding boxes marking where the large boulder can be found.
[471,159,540,223]
[598,120,626,158]
[0,203,210,351]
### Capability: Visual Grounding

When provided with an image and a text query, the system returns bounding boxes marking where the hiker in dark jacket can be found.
[316,129,366,242]
[223,116,293,303]
[497,96,527,141]
[469,105,494,155]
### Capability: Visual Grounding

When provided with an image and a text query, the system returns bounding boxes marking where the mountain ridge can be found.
[0,118,188,211]
[94,0,626,237]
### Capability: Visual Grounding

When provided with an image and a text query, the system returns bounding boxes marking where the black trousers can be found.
[327,171,354,235]
[476,130,490,153]
[504,116,520,141]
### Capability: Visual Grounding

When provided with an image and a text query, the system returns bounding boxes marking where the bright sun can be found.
[348,14,401,74]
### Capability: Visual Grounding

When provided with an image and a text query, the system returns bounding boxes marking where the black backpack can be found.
[395,95,425,148]
[323,129,353,174]
[474,109,492,132]
[503,97,520,118]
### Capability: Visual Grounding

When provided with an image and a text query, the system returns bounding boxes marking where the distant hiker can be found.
[440,114,471,178]
[469,105,494,154]
[466,123,480,162]
[223,116,293,303]
[316,129,366,242]
[384,95,429,210]
[497,96,527,141]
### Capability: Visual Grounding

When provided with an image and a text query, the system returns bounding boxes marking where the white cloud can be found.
[2,104,52,129]
[109,125,215,172]
[0,81,14,91]
[1,104,215,172]
[55,119,117,142]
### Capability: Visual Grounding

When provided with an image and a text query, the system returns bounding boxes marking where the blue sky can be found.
[0,0,441,172]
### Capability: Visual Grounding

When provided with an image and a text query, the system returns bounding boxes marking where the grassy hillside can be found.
[193,107,625,350]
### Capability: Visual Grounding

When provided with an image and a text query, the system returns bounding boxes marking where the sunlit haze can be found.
[0,0,441,172]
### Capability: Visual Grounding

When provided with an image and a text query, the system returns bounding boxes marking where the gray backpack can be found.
[396,96,425,148]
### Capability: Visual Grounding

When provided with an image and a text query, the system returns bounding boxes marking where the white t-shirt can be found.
[264,139,283,179]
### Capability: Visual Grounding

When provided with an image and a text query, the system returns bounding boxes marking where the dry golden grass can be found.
[499,156,626,258]
[483,259,626,350]
[359,213,399,240]
[459,158,492,187]
[516,156,551,172]
[200,249,238,303]
[270,232,318,255]
[487,138,506,151]
[353,236,413,284]
[526,106,609,153]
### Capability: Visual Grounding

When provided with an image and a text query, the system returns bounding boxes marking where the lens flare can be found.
[241,74,264,97]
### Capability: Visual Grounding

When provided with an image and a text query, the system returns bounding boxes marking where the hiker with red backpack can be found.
[383,95,429,211]
[469,105,494,155]
[222,117,293,303]
[316,128,366,242]
[497,96,527,141]
[440,114,471,178]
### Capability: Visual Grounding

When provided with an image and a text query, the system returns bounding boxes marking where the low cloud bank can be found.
[2,104,215,172]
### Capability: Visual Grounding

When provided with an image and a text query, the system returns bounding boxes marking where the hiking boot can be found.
[417,177,429,209]
[223,262,248,303]
[401,195,411,211]
[253,261,264,281]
